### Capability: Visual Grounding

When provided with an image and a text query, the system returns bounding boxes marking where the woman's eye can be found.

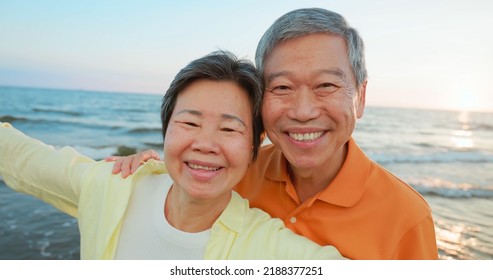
[183,122,199,127]
[220,127,236,132]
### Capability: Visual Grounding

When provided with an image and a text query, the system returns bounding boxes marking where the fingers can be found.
[119,156,134,178]
[111,157,125,176]
[106,156,124,175]
[104,156,120,162]
[130,155,144,175]
[130,149,161,174]
[108,156,132,178]
[107,149,161,178]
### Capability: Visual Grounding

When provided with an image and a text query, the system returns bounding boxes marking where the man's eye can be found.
[269,85,292,95]
[314,83,338,95]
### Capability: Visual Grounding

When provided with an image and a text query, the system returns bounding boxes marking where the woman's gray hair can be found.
[255,8,367,87]
[161,50,264,160]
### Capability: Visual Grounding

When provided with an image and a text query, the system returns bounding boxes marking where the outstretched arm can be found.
[0,123,95,217]
[105,149,161,178]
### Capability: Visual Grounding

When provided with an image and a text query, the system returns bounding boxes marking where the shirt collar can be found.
[265,146,287,181]
[213,191,246,233]
[264,137,370,207]
[137,161,246,233]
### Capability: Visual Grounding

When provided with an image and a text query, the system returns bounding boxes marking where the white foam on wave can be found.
[370,150,493,165]
[59,145,119,161]
[408,177,493,198]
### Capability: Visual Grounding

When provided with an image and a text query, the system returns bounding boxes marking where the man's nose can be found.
[287,88,320,122]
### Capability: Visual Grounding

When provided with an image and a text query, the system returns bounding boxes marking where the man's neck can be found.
[288,143,348,203]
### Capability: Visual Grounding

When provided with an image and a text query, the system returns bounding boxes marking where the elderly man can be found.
[110,8,438,259]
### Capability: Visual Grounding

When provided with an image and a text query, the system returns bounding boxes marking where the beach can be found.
[1,86,492,259]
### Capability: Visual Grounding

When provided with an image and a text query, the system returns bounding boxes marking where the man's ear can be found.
[260,132,266,144]
[356,80,367,118]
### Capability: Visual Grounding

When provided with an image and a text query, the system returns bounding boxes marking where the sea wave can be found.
[371,150,493,164]
[0,115,28,123]
[74,144,162,160]
[128,127,161,134]
[475,123,493,131]
[143,142,163,149]
[121,108,152,113]
[57,145,117,161]
[32,107,83,116]
[0,114,128,131]
[408,177,493,199]
[414,185,493,199]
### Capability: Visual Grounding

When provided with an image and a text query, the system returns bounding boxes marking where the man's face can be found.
[261,33,366,172]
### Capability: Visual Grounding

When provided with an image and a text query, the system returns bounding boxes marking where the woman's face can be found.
[164,79,253,203]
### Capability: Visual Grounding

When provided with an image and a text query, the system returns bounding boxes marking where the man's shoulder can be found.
[348,139,428,208]
[367,161,432,212]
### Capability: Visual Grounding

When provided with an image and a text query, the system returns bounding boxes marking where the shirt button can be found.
[290,217,297,224]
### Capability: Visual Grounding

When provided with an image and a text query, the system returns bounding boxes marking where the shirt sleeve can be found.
[0,122,96,217]
[260,217,347,260]
[392,215,439,259]
[218,199,347,259]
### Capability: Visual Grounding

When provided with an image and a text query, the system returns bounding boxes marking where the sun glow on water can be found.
[435,221,480,260]
[450,111,474,149]
[450,131,474,149]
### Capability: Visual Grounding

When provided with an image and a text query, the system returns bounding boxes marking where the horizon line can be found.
[1,84,491,114]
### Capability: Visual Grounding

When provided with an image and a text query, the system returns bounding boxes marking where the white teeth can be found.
[288,132,323,142]
[187,163,220,171]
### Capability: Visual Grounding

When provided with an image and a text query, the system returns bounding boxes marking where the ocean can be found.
[1,86,492,260]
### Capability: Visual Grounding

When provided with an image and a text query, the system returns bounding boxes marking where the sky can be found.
[1,0,492,112]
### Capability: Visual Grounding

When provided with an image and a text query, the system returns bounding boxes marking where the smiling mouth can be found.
[288,132,324,142]
[187,162,221,172]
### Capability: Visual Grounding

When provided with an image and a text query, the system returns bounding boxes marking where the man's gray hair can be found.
[255,8,367,87]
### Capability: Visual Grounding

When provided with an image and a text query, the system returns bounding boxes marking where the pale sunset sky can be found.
[1,0,492,112]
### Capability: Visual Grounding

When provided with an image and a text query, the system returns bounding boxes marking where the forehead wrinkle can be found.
[320,68,347,80]
[266,67,348,83]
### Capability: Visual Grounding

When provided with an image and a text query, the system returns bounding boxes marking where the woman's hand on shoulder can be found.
[105,149,161,178]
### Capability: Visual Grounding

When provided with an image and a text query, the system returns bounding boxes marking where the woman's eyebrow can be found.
[176,109,201,116]
[221,114,246,128]
[176,109,246,128]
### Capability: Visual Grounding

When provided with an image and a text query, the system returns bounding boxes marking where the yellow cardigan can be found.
[0,123,344,260]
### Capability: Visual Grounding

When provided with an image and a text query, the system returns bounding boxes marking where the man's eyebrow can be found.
[321,68,347,79]
[265,71,291,84]
[221,114,246,128]
[265,68,347,83]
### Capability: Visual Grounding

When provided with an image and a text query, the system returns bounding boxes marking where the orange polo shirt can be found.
[235,138,438,259]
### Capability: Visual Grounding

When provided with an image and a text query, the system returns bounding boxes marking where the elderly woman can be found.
[0,51,344,259]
